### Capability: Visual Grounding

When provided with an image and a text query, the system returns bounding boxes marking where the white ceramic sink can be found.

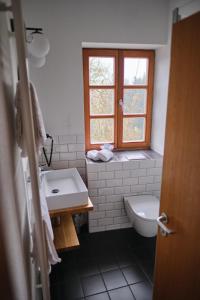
[43,168,88,210]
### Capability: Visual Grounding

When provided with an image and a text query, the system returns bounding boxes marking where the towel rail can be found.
[11,0,50,299]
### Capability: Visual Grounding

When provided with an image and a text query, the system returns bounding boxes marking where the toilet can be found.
[124,195,160,237]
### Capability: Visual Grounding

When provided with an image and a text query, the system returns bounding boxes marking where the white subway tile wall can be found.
[40,134,86,181]
[86,156,163,233]
[41,137,163,234]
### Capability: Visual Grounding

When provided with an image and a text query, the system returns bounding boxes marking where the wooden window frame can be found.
[83,48,155,151]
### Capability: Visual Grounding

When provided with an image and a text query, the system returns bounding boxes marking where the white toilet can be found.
[124,195,160,237]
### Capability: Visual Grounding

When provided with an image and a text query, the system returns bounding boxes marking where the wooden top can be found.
[49,198,93,217]
[53,214,79,251]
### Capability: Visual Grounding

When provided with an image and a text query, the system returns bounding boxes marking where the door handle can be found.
[157,212,174,237]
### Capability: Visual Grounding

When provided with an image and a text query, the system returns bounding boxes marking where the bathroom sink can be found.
[43,168,88,210]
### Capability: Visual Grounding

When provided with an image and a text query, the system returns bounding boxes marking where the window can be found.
[83,49,154,150]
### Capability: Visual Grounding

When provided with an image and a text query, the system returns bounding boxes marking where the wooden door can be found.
[153,12,200,300]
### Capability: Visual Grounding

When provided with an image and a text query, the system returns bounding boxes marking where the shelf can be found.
[53,214,79,251]
[50,198,93,217]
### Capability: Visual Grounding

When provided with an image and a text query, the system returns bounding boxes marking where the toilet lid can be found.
[125,195,160,220]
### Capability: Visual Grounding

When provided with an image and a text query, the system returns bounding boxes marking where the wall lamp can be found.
[11,19,50,68]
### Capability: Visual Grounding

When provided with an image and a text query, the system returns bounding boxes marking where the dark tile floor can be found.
[50,228,156,300]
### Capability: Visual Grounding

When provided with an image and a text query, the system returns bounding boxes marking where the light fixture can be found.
[10,19,50,68]
[28,53,46,68]
[27,32,50,58]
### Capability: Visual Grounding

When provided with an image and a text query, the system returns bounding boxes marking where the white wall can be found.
[151,0,200,154]
[22,0,169,137]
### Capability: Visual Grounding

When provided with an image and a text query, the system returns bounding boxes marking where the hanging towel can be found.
[15,81,46,157]
[32,177,61,273]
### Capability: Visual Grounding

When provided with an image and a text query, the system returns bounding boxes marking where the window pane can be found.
[124,58,148,85]
[89,57,114,85]
[123,89,147,114]
[90,89,114,115]
[123,117,145,142]
[90,118,114,144]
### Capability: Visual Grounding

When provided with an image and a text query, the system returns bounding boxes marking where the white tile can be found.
[43,145,52,154]
[123,177,138,186]
[106,195,123,202]
[123,161,139,169]
[76,151,86,159]
[59,135,76,144]
[106,210,122,217]
[106,162,123,171]
[88,188,98,196]
[60,152,76,160]
[52,161,68,169]
[68,144,85,152]
[55,144,69,152]
[89,226,106,233]
[51,153,60,161]
[87,172,98,180]
[147,168,162,176]
[90,196,106,204]
[153,190,161,198]
[77,167,86,176]
[139,176,154,184]
[87,163,106,172]
[52,135,59,144]
[114,216,129,224]
[121,208,126,216]
[99,187,114,196]
[155,159,163,168]
[69,159,85,168]
[106,224,121,230]
[114,186,131,195]
[113,202,124,209]
[89,219,98,227]
[154,175,162,183]
[115,170,130,178]
[98,217,113,226]
[146,183,161,191]
[140,160,155,169]
[76,135,85,143]
[88,180,106,189]
[131,168,147,177]
[89,211,106,219]
[98,171,114,180]
[131,184,146,193]
[98,203,114,211]
[106,179,122,187]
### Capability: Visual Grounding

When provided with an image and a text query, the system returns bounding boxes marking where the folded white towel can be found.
[98,149,114,162]
[15,81,46,157]
[86,150,100,161]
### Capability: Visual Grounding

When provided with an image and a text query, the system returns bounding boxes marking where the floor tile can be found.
[85,292,110,300]
[50,277,84,300]
[97,255,119,272]
[109,286,135,300]
[81,274,106,296]
[50,228,155,299]
[116,250,138,268]
[102,269,127,290]
[78,258,100,278]
[130,281,153,300]
[122,265,147,284]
